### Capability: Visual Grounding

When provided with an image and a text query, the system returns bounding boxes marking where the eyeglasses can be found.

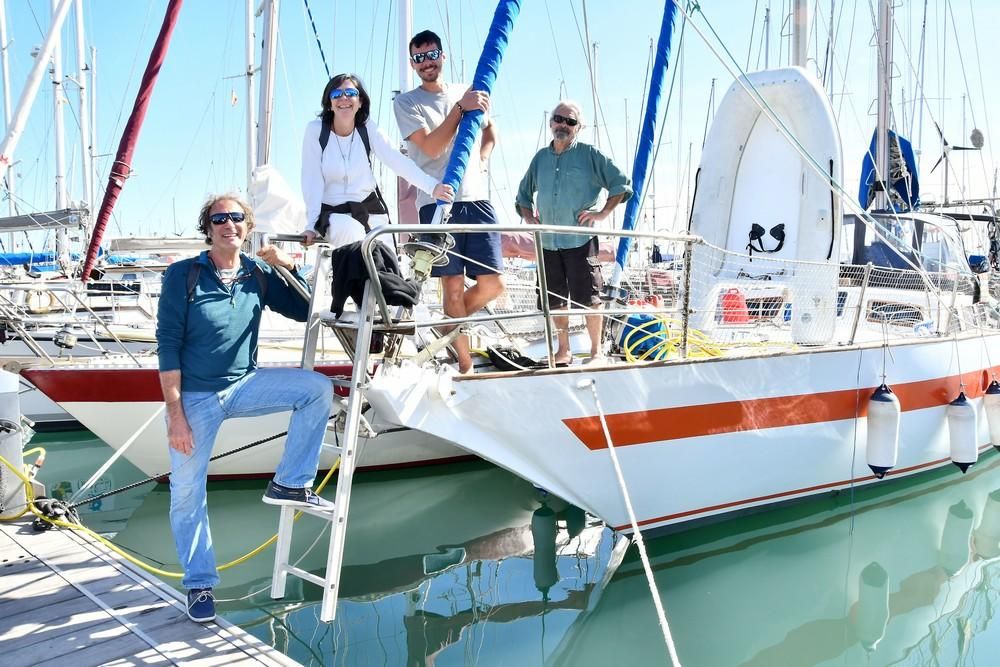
[209,211,246,225]
[329,87,360,100]
[409,49,442,64]
[551,114,579,127]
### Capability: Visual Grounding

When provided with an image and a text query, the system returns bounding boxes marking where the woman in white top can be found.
[301,73,453,247]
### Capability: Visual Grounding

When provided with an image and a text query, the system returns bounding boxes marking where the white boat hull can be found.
[367,334,1000,532]
[22,363,469,478]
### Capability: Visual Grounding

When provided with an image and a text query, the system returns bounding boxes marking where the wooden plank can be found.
[0,583,149,645]
[0,518,301,667]
[26,602,182,667]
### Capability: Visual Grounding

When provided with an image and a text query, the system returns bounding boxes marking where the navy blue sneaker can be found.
[262,481,335,511]
[186,588,215,623]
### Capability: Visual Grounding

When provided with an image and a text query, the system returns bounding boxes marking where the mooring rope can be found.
[578,377,681,666]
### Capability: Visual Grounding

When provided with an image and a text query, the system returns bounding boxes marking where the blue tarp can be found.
[438,0,521,207]
[614,0,679,274]
[858,129,920,212]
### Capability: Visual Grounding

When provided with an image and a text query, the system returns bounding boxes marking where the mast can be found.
[0,0,74,172]
[875,0,893,211]
[89,45,95,207]
[0,0,14,218]
[255,0,278,168]
[245,0,256,189]
[73,0,93,218]
[582,0,598,149]
[398,0,412,94]
[792,0,808,68]
[764,6,770,69]
[51,0,69,267]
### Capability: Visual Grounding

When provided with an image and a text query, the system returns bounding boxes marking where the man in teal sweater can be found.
[156,194,333,623]
[516,100,633,365]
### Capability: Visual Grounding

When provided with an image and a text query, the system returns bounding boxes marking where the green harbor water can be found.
[31,430,1000,666]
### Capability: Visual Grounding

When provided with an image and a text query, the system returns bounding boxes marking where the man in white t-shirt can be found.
[393,29,504,374]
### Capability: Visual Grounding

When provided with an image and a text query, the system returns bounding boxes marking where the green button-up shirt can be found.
[515,141,633,251]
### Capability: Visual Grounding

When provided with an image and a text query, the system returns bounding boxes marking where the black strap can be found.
[186,261,268,303]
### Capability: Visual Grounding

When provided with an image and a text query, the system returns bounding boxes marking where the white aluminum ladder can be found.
[269,251,380,622]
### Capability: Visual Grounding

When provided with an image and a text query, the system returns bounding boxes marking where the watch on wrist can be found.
[455,101,465,113]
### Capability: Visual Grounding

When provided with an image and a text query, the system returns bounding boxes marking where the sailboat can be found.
[351,0,1000,536]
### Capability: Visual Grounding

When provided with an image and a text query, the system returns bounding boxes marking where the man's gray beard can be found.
[553,129,570,140]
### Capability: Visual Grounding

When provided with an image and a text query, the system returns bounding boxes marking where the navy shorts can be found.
[539,236,604,309]
[419,201,503,278]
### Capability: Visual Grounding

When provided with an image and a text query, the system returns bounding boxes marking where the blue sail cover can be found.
[858,129,920,212]
[438,0,521,204]
[613,0,679,274]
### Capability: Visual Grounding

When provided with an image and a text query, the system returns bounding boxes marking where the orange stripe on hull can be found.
[564,366,998,450]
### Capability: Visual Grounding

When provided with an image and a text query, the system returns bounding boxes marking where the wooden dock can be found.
[0,517,300,667]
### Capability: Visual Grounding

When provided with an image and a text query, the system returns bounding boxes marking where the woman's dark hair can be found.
[197,194,255,245]
[319,73,371,128]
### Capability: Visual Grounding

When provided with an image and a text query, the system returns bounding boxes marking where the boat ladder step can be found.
[272,279,380,622]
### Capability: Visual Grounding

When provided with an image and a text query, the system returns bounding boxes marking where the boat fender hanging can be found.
[866,384,900,479]
[984,380,1000,452]
[947,391,978,473]
[25,289,53,315]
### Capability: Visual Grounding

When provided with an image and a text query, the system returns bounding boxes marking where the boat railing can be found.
[285,221,995,370]
[0,281,147,365]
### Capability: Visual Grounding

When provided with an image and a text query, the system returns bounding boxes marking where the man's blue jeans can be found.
[167,367,333,590]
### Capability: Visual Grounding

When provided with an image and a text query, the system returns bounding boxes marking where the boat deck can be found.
[0,517,299,667]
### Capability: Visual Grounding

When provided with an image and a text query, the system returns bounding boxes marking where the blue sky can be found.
[3,0,999,245]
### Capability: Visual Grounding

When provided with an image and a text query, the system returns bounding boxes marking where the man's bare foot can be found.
[553,352,572,367]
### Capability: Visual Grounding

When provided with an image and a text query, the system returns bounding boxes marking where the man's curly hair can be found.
[197,194,255,245]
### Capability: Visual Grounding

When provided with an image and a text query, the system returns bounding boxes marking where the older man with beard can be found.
[394,29,505,374]
[516,101,633,365]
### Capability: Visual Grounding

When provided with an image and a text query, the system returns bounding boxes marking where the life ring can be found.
[25,289,54,314]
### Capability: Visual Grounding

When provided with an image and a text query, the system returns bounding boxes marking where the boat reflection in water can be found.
[111,460,613,665]
[42,432,1000,665]
[552,453,1000,667]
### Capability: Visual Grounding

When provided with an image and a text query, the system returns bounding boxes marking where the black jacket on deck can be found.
[329,241,421,318]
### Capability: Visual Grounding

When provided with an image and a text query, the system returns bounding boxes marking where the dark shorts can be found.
[539,237,604,309]
[419,201,503,278]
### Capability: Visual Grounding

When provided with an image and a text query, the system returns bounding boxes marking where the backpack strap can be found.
[319,122,331,153]
[186,262,201,302]
[356,123,391,220]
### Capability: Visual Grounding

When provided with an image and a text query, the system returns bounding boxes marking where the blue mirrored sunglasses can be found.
[410,49,442,64]
[209,211,246,225]
[329,88,360,100]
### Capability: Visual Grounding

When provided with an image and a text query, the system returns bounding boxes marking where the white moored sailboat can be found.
[358,0,1000,535]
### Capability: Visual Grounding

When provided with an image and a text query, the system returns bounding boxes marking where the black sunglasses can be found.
[410,48,442,64]
[551,114,579,127]
[209,211,246,225]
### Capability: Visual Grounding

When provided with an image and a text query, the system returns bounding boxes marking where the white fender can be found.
[688,67,842,342]
[984,380,1000,451]
[866,384,900,479]
[854,562,889,652]
[947,392,978,473]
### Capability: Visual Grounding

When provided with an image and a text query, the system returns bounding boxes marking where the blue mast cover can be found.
[858,129,921,211]
[614,0,679,273]
[439,0,521,203]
